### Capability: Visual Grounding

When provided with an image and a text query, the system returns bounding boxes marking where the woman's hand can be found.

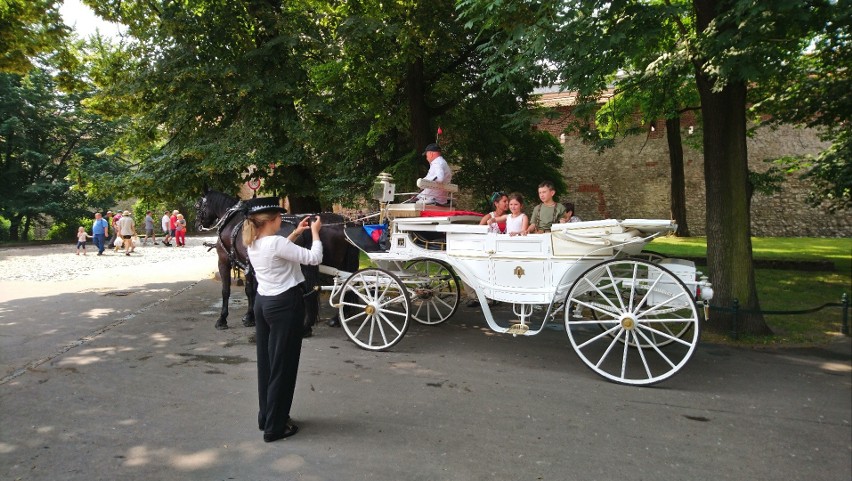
[295,216,310,235]
[310,216,322,239]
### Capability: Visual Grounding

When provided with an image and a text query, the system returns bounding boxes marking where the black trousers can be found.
[254,286,304,437]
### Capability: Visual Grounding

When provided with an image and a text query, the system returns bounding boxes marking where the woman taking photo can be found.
[243,197,323,442]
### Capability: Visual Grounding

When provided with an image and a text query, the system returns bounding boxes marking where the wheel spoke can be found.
[572,297,621,319]
[637,323,694,347]
[576,324,620,349]
[635,328,678,368]
[604,264,627,312]
[377,312,404,336]
[631,330,653,379]
[581,276,622,314]
[592,328,625,368]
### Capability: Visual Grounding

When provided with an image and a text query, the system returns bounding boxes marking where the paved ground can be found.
[0,242,850,481]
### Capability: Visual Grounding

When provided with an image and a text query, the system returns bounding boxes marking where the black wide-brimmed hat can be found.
[243,197,287,215]
[422,143,441,155]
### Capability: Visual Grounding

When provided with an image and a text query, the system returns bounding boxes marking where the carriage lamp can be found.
[372,172,396,203]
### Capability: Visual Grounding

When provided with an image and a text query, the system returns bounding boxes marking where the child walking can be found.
[76,226,91,255]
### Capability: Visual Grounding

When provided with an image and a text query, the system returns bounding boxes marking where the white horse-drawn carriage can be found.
[320,174,714,386]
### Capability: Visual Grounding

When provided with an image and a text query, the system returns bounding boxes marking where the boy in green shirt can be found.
[527,181,566,234]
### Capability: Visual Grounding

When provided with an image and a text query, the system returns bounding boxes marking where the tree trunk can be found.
[694,0,770,336]
[665,116,690,237]
[407,57,434,173]
[22,215,32,241]
[8,214,22,242]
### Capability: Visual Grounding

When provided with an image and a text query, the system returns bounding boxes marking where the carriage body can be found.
[328,176,714,386]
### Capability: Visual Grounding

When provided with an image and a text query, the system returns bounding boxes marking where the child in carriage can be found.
[479,191,509,233]
[559,202,582,223]
[527,181,566,234]
[490,192,529,236]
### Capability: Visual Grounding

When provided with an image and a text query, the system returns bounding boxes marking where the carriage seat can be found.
[345,226,388,253]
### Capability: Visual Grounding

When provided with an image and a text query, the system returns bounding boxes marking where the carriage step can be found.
[506,323,530,336]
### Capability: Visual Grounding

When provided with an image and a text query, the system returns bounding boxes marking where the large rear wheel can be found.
[564,259,700,386]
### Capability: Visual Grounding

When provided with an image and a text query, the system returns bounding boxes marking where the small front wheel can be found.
[339,268,411,351]
[564,259,700,386]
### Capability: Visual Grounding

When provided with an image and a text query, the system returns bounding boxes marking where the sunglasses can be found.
[490,191,507,203]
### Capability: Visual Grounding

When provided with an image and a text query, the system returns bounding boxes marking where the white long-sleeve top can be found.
[247,235,323,296]
[417,155,452,204]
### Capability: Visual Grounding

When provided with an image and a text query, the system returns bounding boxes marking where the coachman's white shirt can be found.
[247,235,323,296]
[417,155,452,204]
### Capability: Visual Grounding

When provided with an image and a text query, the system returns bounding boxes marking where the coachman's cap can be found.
[244,197,287,215]
[422,143,441,155]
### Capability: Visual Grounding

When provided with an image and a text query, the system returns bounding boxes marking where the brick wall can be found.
[538,107,849,237]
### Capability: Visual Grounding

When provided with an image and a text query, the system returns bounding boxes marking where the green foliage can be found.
[0,216,10,241]
[0,0,69,74]
[749,1,850,211]
[0,68,101,240]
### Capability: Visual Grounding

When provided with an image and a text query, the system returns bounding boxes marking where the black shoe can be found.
[465,299,479,308]
[263,422,299,442]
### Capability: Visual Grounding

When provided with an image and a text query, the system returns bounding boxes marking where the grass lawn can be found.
[649,236,851,346]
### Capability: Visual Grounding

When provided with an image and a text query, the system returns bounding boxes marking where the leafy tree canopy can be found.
[81,0,562,210]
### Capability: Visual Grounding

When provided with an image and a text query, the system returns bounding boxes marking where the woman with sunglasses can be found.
[479,191,509,234]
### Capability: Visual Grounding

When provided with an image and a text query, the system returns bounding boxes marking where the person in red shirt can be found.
[169,210,178,247]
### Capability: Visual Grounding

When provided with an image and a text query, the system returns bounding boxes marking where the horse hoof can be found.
[302,327,313,339]
[243,319,255,328]
[215,323,229,330]
[326,317,341,328]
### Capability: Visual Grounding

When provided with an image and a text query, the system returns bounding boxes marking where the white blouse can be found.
[505,213,527,235]
[247,235,323,296]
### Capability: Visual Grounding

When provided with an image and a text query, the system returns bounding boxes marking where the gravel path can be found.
[0,235,220,283]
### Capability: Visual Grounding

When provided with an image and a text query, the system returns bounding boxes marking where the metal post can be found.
[842,293,849,336]
[730,298,739,340]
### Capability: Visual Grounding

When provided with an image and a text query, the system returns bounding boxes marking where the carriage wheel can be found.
[631,251,666,263]
[591,255,692,348]
[339,268,411,351]
[403,259,461,325]
[564,259,700,386]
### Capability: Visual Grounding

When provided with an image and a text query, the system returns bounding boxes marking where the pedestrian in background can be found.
[117,210,136,256]
[174,213,187,247]
[92,212,108,255]
[161,210,172,246]
[143,211,158,245]
[76,227,91,255]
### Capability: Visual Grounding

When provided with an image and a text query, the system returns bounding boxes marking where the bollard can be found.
[842,293,849,336]
[730,299,740,340]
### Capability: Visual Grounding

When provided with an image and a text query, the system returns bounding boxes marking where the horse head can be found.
[195,190,241,231]
[194,195,213,231]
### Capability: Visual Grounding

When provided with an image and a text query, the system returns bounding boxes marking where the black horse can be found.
[195,189,360,331]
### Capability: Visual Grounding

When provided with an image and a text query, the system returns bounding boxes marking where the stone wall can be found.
[535,108,850,237]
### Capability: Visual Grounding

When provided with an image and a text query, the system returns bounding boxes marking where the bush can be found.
[46,218,95,241]
[0,217,10,242]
